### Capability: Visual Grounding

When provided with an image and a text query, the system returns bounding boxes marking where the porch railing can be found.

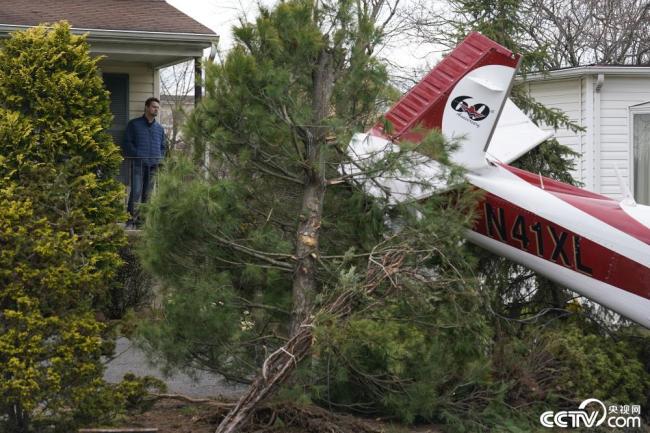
[118,156,164,212]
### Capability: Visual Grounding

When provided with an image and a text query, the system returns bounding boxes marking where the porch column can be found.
[153,68,160,98]
[194,56,202,106]
[194,56,209,175]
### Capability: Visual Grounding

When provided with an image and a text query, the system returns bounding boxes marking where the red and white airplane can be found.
[346,32,650,328]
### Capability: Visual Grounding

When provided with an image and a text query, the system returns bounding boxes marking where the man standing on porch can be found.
[123,97,166,228]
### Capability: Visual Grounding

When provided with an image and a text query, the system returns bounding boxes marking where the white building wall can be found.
[525,73,650,200]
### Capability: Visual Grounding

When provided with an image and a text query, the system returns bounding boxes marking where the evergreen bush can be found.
[0,22,125,432]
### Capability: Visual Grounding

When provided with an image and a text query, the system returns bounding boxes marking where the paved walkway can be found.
[104,337,247,398]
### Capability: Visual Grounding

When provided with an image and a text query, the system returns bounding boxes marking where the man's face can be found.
[146,101,160,118]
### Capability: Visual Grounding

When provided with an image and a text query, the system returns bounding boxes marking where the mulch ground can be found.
[122,399,218,433]
[117,399,443,433]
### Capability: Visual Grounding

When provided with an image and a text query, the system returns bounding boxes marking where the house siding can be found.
[597,76,650,198]
[524,78,584,183]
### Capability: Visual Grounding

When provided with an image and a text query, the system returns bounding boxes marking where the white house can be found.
[0,0,218,145]
[521,67,650,204]
[0,0,218,190]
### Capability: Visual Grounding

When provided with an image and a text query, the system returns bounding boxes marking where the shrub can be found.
[0,22,125,432]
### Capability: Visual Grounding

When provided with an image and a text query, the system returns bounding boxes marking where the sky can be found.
[165,0,275,54]
[165,0,438,71]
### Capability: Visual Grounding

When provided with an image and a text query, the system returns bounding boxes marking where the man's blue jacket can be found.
[123,115,166,166]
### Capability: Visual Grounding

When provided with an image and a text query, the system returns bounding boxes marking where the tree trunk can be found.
[290,47,333,334]
[215,46,336,433]
[290,179,325,334]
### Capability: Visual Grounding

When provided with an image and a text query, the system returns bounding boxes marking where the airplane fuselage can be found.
[468,163,650,327]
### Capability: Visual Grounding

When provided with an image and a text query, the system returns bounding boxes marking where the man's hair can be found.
[145,97,160,107]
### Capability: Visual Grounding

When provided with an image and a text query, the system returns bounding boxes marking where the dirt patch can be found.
[114,399,443,433]
[118,399,219,433]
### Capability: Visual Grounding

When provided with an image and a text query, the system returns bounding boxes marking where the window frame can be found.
[628,102,650,205]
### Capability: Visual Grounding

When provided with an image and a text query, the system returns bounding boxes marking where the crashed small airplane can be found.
[346,32,650,328]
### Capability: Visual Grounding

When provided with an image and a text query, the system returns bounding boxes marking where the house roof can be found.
[0,0,216,36]
[522,65,650,81]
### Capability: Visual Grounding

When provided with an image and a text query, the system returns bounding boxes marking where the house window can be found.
[103,73,129,185]
[633,112,650,205]
[103,73,129,147]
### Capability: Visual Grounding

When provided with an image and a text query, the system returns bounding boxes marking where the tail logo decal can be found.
[451,95,491,122]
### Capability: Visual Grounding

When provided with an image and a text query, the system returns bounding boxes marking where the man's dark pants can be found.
[127,159,158,224]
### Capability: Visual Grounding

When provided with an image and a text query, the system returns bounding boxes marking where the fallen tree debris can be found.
[215,249,405,433]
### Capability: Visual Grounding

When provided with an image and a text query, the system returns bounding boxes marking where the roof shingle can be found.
[0,0,216,35]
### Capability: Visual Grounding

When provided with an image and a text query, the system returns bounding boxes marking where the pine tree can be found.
[139,0,397,382]
[139,1,501,431]
[0,23,125,432]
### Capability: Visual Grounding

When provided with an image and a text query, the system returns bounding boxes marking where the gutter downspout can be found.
[585,76,594,191]
[594,73,605,193]
[578,77,583,183]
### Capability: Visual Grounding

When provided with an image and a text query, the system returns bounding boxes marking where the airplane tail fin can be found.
[372,32,521,170]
